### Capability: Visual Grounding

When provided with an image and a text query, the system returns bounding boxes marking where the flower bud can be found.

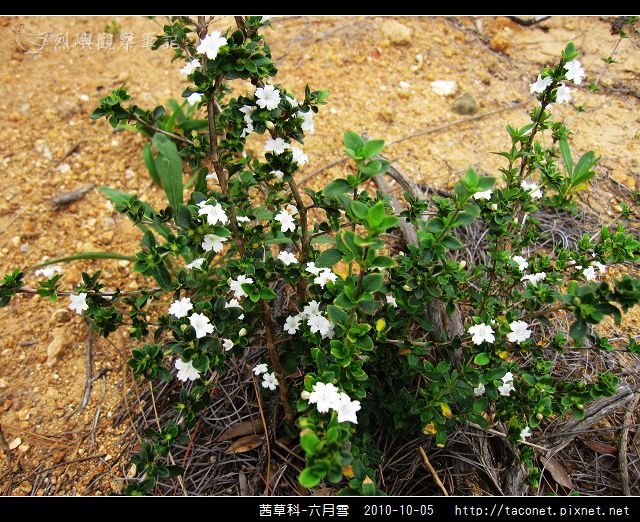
[238,328,247,337]
[536,413,543,421]
[402,285,412,291]
[265,120,275,130]
[300,391,310,400]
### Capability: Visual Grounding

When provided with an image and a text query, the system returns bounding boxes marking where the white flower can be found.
[236,215,251,223]
[556,83,572,104]
[307,313,334,339]
[180,59,200,75]
[278,251,298,266]
[35,265,62,278]
[297,110,315,133]
[175,359,201,382]
[285,95,298,107]
[239,105,255,137]
[529,74,553,94]
[286,204,299,216]
[498,381,515,397]
[262,372,279,390]
[284,315,301,334]
[265,138,289,155]
[334,392,361,424]
[225,298,245,320]
[491,203,498,211]
[512,255,529,272]
[507,320,532,344]
[202,234,227,253]
[473,189,493,201]
[583,265,597,281]
[255,84,281,110]
[386,295,398,308]
[502,372,514,383]
[314,268,338,289]
[521,180,543,200]
[196,31,227,60]
[187,92,203,106]
[168,297,193,319]
[275,208,297,233]
[186,258,206,270]
[290,147,308,166]
[228,275,254,299]
[521,272,547,286]
[593,261,607,274]
[473,383,485,397]
[305,262,323,276]
[468,323,495,345]
[198,201,229,226]
[222,338,234,351]
[69,293,88,314]
[301,300,321,319]
[564,59,585,85]
[253,363,269,375]
[308,382,340,413]
[189,312,214,338]
[271,170,284,181]
[520,426,532,440]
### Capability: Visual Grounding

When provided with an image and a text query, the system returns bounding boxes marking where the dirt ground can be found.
[0,16,639,495]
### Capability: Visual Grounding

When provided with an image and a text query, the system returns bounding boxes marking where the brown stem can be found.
[288,180,309,302]
[260,301,295,426]
[520,304,566,321]
[130,113,195,147]
[18,286,161,297]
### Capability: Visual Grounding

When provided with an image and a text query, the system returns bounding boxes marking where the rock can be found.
[46,327,73,366]
[431,80,457,96]
[9,437,22,450]
[0,377,7,388]
[381,20,412,45]
[50,308,72,325]
[452,93,479,115]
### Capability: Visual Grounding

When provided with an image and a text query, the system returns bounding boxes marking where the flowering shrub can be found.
[2,17,640,495]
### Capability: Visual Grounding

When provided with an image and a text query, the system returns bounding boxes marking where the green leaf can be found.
[371,255,396,269]
[472,397,488,414]
[572,151,598,187]
[350,201,369,220]
[310,234,335,245]
[316,249,343,268]
[442,234,463,250]
[299,467,325,489]
[361,476,377,496]
[175,204,192,229]
[361,273,384,294]
[474,353,490,366]
[142,143,161,186]
[425,218,445,234]
[323,179,352,199]
[344,131,364,153]
[300,430,322,455]
[152,133,183,209]
[559,139,573,176]
[569,319,587,341]
[326,305,348,326]
[476,176,496,191]
[362,139,384,159]
[259,287,277,301]
[367,201,386,228]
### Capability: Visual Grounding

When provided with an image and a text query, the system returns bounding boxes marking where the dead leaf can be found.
[225,434,264,454]
[583,439,617,456]
[215,419,264,443]
[312,487,335,496]
[540,455,574,489]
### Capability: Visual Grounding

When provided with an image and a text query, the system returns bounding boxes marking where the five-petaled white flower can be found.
[284,315,301,334]
[386,295,398,308]
[290,147,309,166]
[265,138,289,155]
[313,269,338,289]
[529,74,553,94]
[583,265,597,281]
[198,201,229,226]
[228,275,254,299]
[301,300,321,319]
[278,251,298,266]
[556,84,572,104]
[308,382,340,413]
[473,383,486,397]
[512,255,529,272]
[35,265,62,278]
[521,272,547,286]
[502,372,514,383]
[255,84,281,110]
[187,92,203,106]
[498,381,515,397]
[225,298,244,320]
[180,59,200,75]
[473,189,493,201]
[239,105,255,137]
[202,234,227,253]
[334,392,361,424]
[186,258,206,270]
[175,358,201,382]
[262,372,279,390]
[271,170,284,180]
[189,312,214,338]
[222,338,234,351]
[564,59,585,85]
[308,313,334,339]
[468,323,495,345]
[507,320,532,344]
[253,363,268,375]
[69,293,89,314]
[275,208,297,233]
[521,180,543,200]
[593,261,607,274]
[519,426,532,440]
[168,297,193,319]
[196,31,227,60]
[297,110,315,133]
[236,215,251,224]
[305,262,322,276]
